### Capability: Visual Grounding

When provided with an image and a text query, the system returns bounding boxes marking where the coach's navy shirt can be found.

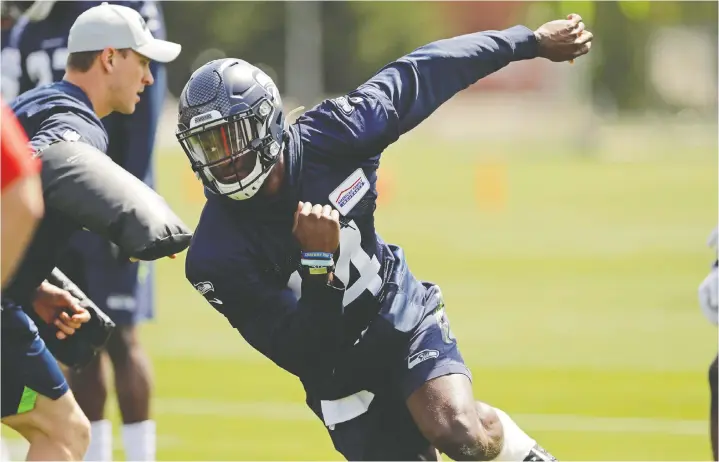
[186,27,539,390]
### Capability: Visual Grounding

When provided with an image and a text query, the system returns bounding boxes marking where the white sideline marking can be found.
[154,398,706,436]
[1,401,703,459]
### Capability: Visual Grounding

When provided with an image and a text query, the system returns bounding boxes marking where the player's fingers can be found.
[572,21,585,35]
[56,331,67,340]
[53,319,75,336]
[311,203,323,218]
[64,297,85,314]
[567,13,582,25]
[71,308,91,324]
[321,205,332,218]
[293,202,303,232]
[64,319,83,330]
[573,41,592,57]
[58,311,83,328]
[57,292,83,315]
[301,201,313,216]
[330,209,340,223]
[575,30,593,45]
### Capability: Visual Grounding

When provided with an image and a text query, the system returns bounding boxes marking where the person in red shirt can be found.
[1,99,43,288]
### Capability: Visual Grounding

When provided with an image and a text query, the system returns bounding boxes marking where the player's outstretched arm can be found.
[300,15,592,162]
[362,13,592,137]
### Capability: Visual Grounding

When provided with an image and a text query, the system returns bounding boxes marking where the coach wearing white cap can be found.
[1,3,181,460]
[64,1,181,117]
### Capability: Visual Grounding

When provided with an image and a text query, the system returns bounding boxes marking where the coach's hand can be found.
[293,202,340,253]
[32,281,91,340]
[534,13,593,62]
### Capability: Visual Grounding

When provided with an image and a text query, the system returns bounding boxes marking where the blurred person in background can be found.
[180,13,591,461]
[698,227,718,461]
[2,2,172,460]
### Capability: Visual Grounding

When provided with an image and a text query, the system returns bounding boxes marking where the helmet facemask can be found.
[176,99,281,201]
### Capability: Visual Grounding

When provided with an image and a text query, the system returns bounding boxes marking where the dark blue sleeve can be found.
[30,112,108,153]
[299,26,538,160]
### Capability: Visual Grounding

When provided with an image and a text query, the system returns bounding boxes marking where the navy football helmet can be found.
[176,59,284,200]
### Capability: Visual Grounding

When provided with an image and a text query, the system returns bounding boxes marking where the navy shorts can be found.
[60,231,154,326]
[308,284,471,460]
[1,303,69,418]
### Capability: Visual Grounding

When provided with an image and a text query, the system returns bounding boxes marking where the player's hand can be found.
[534,13,593,62]
[293,202,340,253]
[32,281,91,340]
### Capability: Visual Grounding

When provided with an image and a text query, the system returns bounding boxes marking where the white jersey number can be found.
[1,46,68,100]
[288,219,381,308]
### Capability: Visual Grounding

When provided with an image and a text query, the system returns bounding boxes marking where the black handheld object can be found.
[39,140,192,261]
[38,268,116,370]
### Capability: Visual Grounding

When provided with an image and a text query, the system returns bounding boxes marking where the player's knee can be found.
[424,403,500,461]
[58,403,90,458]
[34,393,90,459]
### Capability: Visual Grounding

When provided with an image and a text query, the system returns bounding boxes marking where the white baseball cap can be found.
[67,2,181,63]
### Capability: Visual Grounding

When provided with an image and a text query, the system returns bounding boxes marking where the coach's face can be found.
[109,49,154,115]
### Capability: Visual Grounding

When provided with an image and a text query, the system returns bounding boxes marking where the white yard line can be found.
[154,398,706,436]
[2,400,704,460]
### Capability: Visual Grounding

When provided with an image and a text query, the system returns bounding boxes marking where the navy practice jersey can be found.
[186,26,539,388]
[4,80,108,303]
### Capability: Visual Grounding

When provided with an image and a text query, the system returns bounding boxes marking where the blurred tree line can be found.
[163,1,717,114]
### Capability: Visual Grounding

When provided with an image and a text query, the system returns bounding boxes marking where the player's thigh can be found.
[396,286,478,441]
[1,305,73,435]
[2,392,87,444]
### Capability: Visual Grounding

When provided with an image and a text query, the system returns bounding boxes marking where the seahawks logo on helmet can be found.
[193,281,215,296]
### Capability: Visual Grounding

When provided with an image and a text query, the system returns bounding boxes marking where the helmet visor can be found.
[180,114,261,184]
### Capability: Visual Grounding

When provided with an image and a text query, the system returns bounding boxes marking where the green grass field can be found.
[5,132,718,460]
